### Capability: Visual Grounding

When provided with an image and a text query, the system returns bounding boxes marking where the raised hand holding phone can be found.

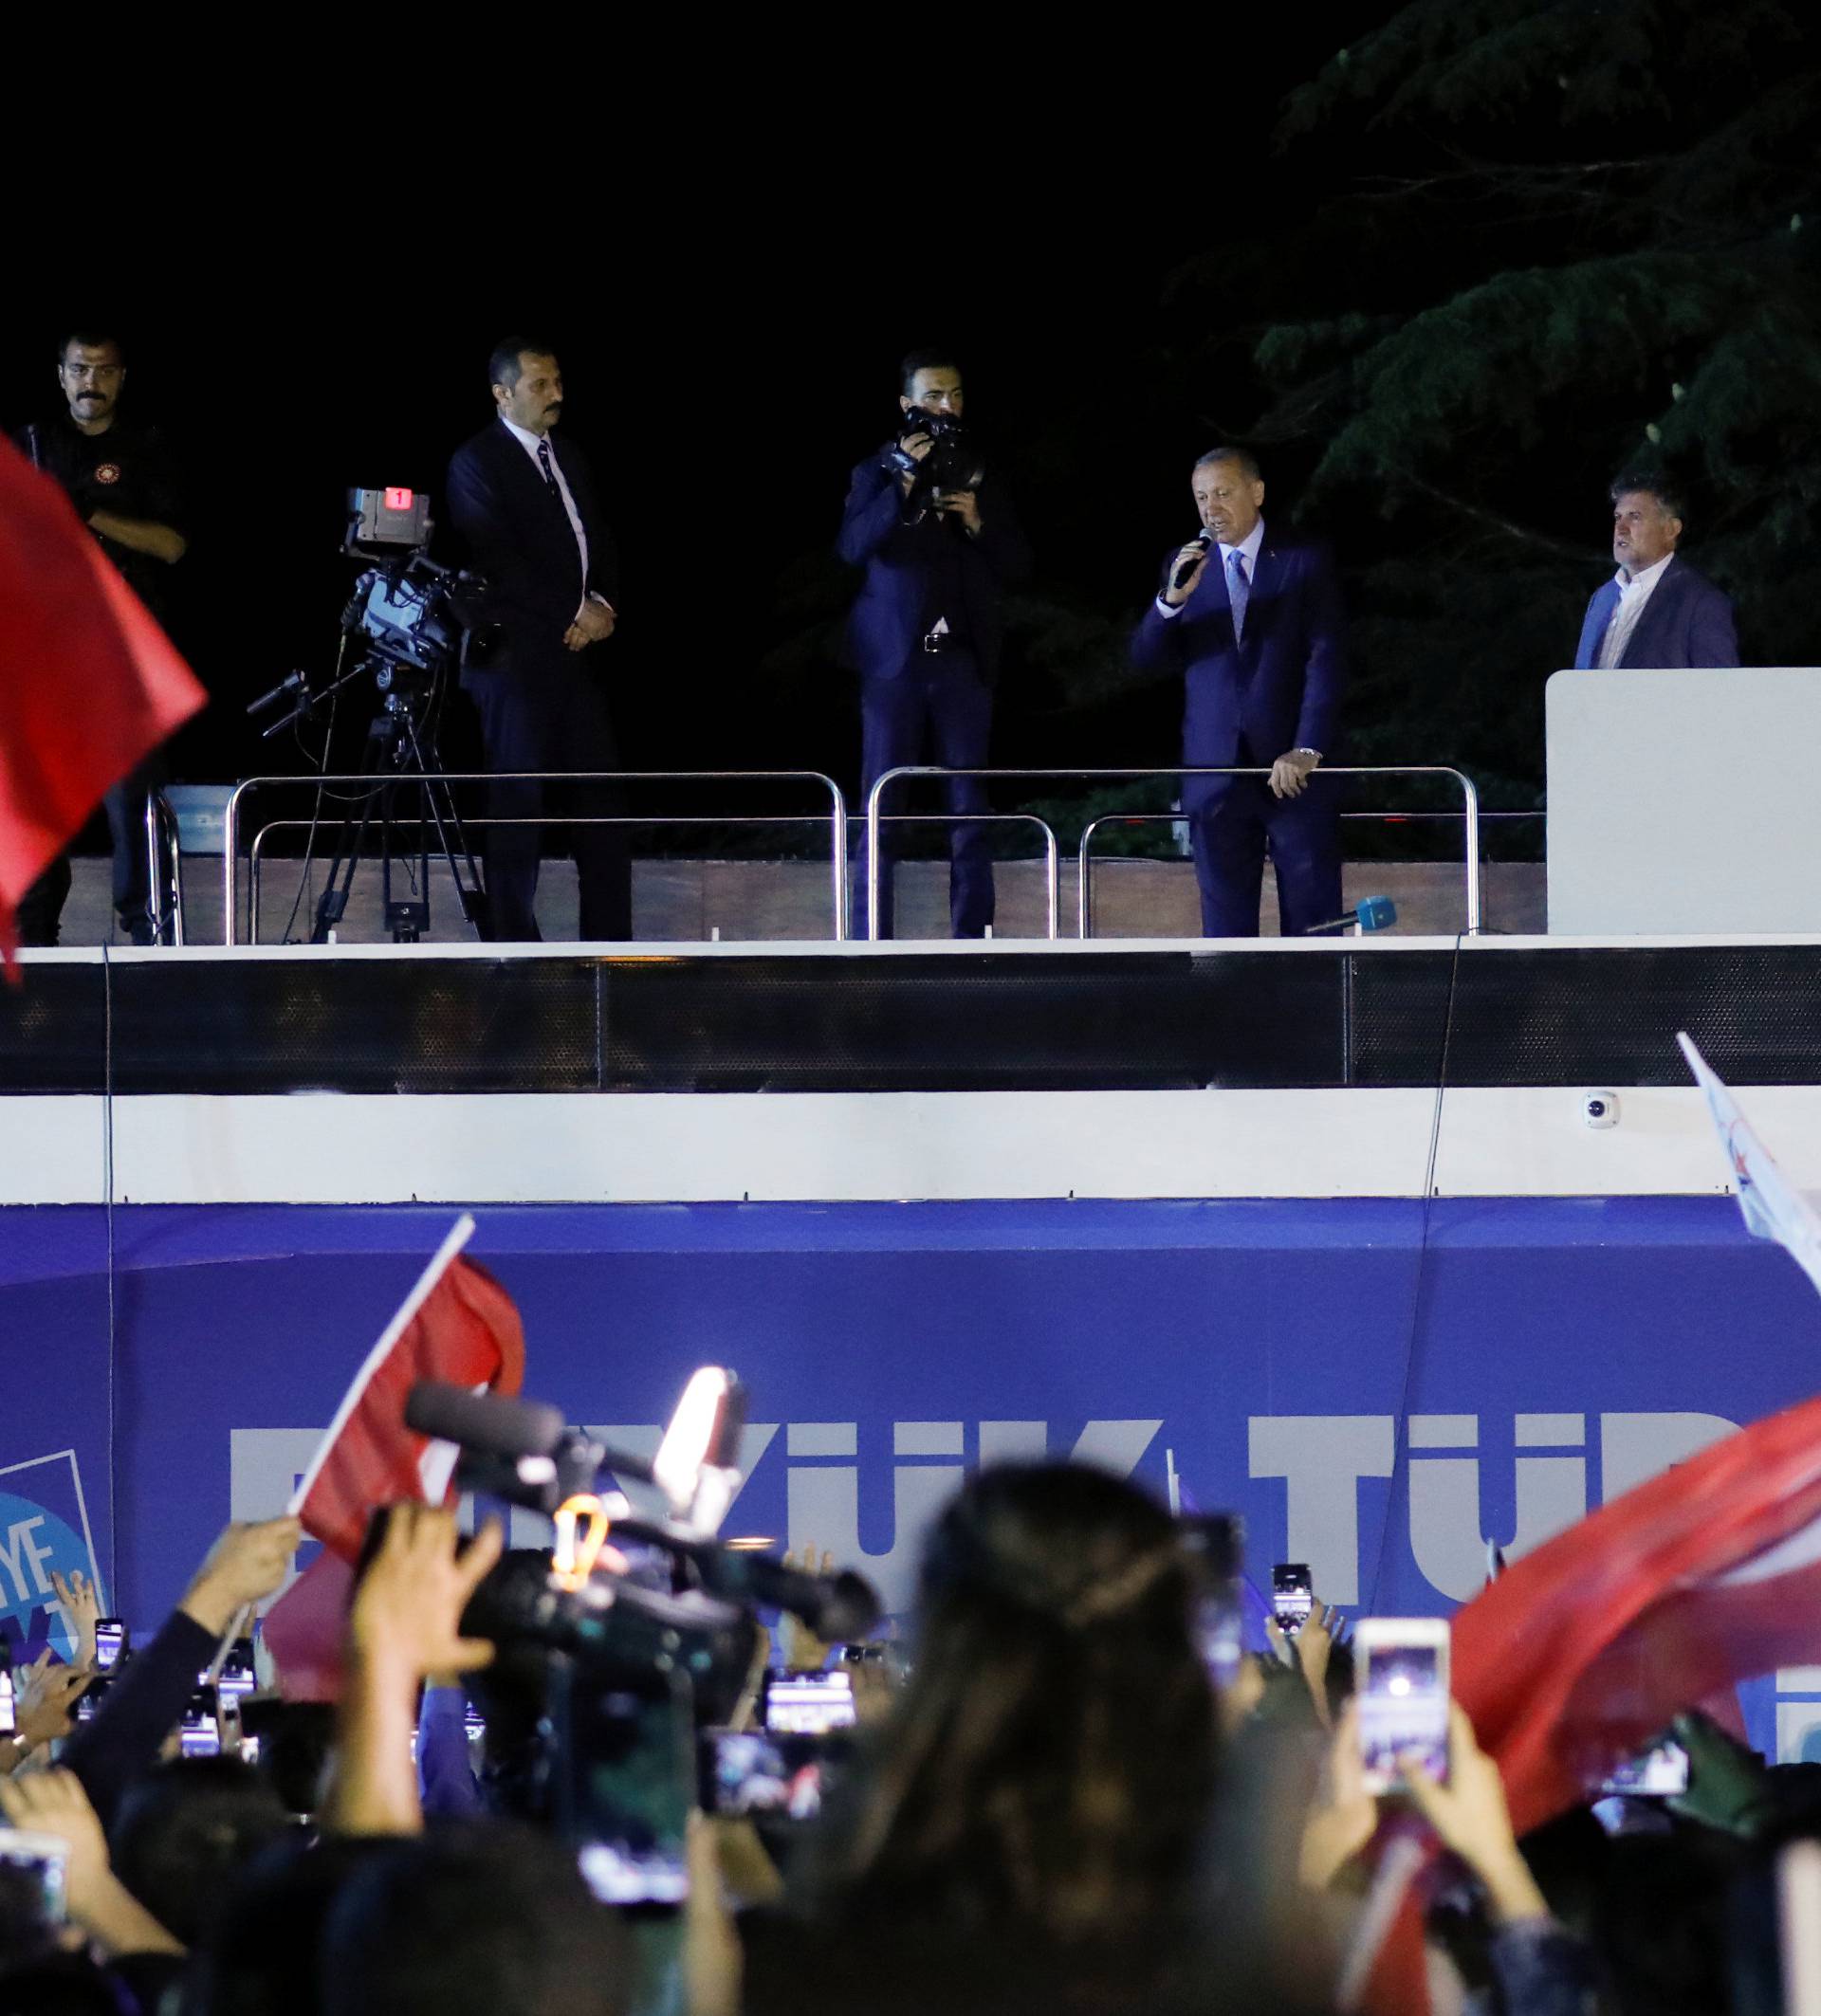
[1397,1702,1549,1927]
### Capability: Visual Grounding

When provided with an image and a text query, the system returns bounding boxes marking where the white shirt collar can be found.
[1613,550,1674,596]
[498,413,552,457]
[1220,518,1267,572]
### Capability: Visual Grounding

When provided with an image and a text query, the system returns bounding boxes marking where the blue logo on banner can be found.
[0,1489,92,1662]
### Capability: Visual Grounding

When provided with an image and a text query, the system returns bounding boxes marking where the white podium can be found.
[1547,668,1821,933]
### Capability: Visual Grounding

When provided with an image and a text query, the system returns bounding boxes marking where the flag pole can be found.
[287,1214,476,1515]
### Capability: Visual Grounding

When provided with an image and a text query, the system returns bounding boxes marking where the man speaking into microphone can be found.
[1129,447,1347,938]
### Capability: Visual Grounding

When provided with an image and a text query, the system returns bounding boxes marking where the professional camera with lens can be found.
[888,405,986,502]
[342,555,499,694]
[401,1370,881,1908]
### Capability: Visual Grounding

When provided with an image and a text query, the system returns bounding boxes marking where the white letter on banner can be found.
[1599,1412,1738,1502]
[1248,1417,1395,1605]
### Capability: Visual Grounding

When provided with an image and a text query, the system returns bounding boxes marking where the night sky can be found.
[0,18,1460,822]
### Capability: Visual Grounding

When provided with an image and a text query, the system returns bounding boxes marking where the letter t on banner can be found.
[1249,1415,1395,1604]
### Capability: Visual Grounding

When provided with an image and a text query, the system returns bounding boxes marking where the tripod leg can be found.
[398,713,487,938]
[310,720,392,944]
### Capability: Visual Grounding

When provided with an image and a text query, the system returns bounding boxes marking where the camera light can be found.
[384,486,414,510]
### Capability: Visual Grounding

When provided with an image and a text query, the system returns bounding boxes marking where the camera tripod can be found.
[308,680,485,944]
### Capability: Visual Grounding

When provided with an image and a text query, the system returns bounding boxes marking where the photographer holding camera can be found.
[837,351,1030,939]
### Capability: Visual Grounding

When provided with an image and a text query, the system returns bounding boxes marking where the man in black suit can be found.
[445,338,630,941]
[1572,472,1739,669]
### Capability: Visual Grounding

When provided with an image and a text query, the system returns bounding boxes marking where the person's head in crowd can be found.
[899,347,963,422]
[56,330,126,435]
[1609,470,1684,581]
[316,1822,630,2016]
[807,1462,1219,1947]
[1589,1829,1742,2016]
[180,1834,397,2016]
[0,1952,130,2016]
[108,1755,291,1950]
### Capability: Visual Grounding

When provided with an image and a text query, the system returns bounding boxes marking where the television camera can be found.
[403,1369,881,1905]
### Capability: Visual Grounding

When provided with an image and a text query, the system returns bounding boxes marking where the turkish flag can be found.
[1351,1392,1821,2012]
[0,434,207,959]
[264,1217,524,1699]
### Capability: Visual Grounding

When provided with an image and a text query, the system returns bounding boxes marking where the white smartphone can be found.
[1354,1617,1451,1795]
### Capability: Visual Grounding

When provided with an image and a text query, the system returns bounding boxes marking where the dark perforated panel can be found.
[4,944,1821,1096]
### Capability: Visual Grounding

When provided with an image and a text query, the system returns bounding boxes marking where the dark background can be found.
[9,9,1812,861]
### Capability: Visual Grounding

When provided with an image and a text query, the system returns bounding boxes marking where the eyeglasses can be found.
[62,364,121,383]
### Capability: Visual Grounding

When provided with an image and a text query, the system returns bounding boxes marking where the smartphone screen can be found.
[0,1828,68,1928]
[763,1670,855,1736]
[1273,1563,1314,1636]
[561,1670,691,1908]
[1601,1740,1690,1797]
[699,1729,830,1823]
[0,1668,14,1739]
[180,1688,222,1759]
[1358,1627,1450,1790]
[74,1677,109,1724]
[94,1622,126,1673]
[216,1640,257,1701]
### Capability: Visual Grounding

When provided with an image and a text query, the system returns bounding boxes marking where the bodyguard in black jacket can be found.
[445,339,630,942]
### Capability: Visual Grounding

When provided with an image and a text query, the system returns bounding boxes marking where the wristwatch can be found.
[1293,748,1323,762]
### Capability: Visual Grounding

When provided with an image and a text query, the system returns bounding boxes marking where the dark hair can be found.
[805,1463,1219,1949]
[1194,445,1263,484]
[58,330,124,365]
[1609,470,1685,522]
[182,1833,396,2016]
[900,348,962,397]
[317,1823,630,2016]
[110,1755,292,1949]
[487,338,558,394]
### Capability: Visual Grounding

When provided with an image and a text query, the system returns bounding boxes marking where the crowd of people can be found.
[9,330,1744,950]
[0,1462,1809,2015]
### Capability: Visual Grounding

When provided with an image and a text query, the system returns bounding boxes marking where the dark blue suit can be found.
[837,448,1031,937]
[446,419,630,942]
[1573,556,1739,669]
[1131,529,1348,937]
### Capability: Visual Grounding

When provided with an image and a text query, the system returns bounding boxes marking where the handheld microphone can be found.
[1170,532,1212,594]
[1302,895,1396,936]
[247,669,307,717]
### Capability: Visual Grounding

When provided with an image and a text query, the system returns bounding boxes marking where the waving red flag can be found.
[1353,1393,1821,2011]
[263,1217,525,1698]
[0,433,206,959]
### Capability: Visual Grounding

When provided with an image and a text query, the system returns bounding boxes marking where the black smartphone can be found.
[1601,1740,1690,1797]
[698,1729,831,1823]
[0,1828,68,1928]
[216,1638,257,1702]
[73,1676,109,1723]
[93,1620,127,1672]
[763,1669,855,1736]
[179,1687,222,1758]
[559,1669,691,1909]
[1273,1563,1314,1637]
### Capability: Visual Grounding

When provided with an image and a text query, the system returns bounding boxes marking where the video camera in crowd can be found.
[340,485,498,695]
[887,406,986,506]
[403,1369,881,1905]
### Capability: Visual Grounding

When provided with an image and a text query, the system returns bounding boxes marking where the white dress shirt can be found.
[497,414,609,618]
[1596,550,1675,669]
[1157,516,1267,620]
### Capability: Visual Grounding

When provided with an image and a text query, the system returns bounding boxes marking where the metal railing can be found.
[142,792,185,946]
[222,771,849,945]
[868,765,1483,941]
[243,808,1061,944]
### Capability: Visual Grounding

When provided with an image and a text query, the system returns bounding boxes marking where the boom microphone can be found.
[1170,532,1212,594]
[405,1382,566,1461]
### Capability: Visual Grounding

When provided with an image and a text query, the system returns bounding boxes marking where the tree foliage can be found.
[1167,0,1821,801]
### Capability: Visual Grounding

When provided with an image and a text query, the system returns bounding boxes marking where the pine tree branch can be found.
[1399,471,1595,562]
